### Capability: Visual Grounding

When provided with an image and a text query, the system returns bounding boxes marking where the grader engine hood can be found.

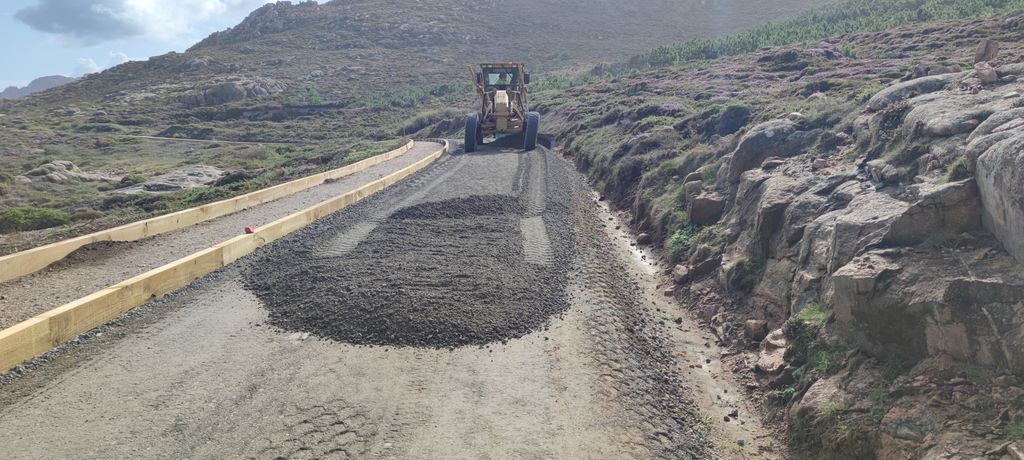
[494,91,510,113]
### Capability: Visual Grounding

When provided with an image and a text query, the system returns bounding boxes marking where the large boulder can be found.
[17,160,112,183]
[725,119,819,183]
[975,39,1000,64]
[688,192,726,225]
[182,77,287,107]
[976,134,1024,264]
[866,73,959,112]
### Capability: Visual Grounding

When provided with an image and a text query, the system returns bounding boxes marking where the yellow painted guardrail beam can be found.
[0,140,416,284]
[0,140,448,373]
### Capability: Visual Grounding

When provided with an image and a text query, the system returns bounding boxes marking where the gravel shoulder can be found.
[0,141,440,331]
[0,142,724,458]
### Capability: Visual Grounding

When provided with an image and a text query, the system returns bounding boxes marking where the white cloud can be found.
[116,0,275,41]
[16,0,284,44]
[71,52,134,77]
[73,58,102,76]
[107,51,132,67]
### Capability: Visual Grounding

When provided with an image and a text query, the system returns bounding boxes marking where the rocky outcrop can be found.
[191,1,322,49]
[688,192,726,225]
[866,73,960,111]
[976,134,1024,264]
[882,180,981,246]
[182,78,287,107]
[115,166,224,194]
[854,64,1024,268]
[724,119,820,183]
[832,246,1024,370]
[17,161,113,184]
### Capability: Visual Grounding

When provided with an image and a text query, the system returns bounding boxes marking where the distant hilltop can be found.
[0,75,76,100]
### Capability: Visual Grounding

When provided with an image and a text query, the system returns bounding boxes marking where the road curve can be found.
[0,142,712,459]
[0,141,441,331]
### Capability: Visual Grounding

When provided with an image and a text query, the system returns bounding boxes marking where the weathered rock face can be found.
[854,64,1024,265]
[182,77,287,107]
[701,68,1024,375]
[725,119,820,183]
[976,134,1024,264]
[832,247,1024,370]
[882,180,981,247]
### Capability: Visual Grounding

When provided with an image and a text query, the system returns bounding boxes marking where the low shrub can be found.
[0,207,72,233]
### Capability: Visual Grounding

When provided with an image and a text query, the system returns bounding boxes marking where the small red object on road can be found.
[245,226,255,234]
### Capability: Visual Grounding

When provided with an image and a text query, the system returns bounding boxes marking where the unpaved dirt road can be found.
[0,142,440,330]
[0,141,770,459]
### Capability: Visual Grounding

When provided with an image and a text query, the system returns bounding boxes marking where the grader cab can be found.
[464,63,539,153]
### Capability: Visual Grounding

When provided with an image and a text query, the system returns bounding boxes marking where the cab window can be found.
[485,70,517,86]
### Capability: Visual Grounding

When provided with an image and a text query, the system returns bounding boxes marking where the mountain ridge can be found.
[0,75,75,100]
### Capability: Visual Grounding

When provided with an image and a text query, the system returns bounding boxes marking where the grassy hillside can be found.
[0,0,826,252]
[623,0,1024,70]
[533,0,1024,254]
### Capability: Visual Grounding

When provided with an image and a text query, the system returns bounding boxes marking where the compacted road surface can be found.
[0,142,713,459]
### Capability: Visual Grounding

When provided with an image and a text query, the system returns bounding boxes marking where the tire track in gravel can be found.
[318,154,469,259]
[519,150,554,266]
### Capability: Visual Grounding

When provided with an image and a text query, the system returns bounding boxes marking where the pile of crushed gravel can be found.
[244,149,574,348]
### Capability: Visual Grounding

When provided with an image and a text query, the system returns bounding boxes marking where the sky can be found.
[0,0,291,89]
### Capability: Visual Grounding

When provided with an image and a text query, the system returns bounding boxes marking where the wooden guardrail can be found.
[0,140,416,284]
[0,140,448,373]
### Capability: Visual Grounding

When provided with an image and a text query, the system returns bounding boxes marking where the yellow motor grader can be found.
[464,63,539,153]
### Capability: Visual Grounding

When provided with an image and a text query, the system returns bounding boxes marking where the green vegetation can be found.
[944,156,971,182]
[364,82,470,109]
[1007,422,1024,441]
[809,342,850,375]
[820,401,845,420]
[880,359,906,383]
[285,84,323,106]
[732,255,767,293]
[0,207,72,233]
[797,300,830,326]
[786,300,833,368]
[692,225,729,249]
[789,415,820,448]
[965,365,997,385]
[625,0,1024,69]
[684,409,714,437]
[667,225,698,264]
[398,108,463,136]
